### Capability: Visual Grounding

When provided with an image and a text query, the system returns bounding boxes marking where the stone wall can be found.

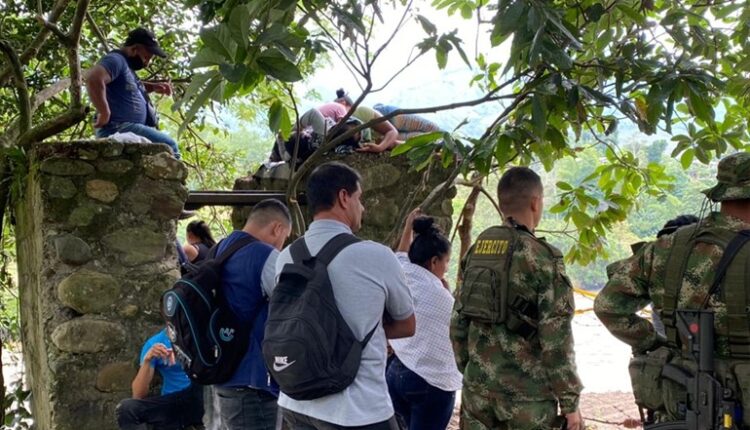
[232,153,456,244]
[14,144,454,429]
[16,140,187,430]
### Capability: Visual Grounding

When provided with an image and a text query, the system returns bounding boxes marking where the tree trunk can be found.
[455,186,480,289]
[0,155,12,424]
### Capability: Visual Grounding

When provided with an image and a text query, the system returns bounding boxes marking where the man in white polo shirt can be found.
[274,162,415,429]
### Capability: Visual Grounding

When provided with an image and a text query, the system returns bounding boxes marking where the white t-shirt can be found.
[390,252,463,391]
[274,220,414,426]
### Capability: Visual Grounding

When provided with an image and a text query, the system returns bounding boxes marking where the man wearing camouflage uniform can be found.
[595,152,750,428]
[451,166,584,430]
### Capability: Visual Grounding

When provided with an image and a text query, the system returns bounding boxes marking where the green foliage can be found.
[175,0,332,132]
[451,140,716,290]
[429,0,749,263]
[3,377,31,429]
[0,0,200,141]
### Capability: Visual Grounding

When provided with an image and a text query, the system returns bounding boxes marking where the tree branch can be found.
[371,0,413,64]
[66,0,90,110]
[452,185,480,288]
[372,46,427,93]
[35,15,71,46]
[18,106,87,148]
[0,41,32,135]
[0,0,73,86]
[85,11,109,54]
[32,78,72,110]
[0,77,73,148]
[288,81,521,201]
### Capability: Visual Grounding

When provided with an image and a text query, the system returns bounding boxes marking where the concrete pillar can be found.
[16,141,187,429]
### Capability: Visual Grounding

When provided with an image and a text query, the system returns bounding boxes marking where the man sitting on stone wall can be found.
[86,27,181,158]
[116,328,204,430]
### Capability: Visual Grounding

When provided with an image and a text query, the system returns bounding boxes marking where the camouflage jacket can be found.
[594,212,750,357]
[451,221,583,413]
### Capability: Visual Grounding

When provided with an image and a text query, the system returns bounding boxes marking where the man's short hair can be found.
[497,166,543,215]
[307,162,361,215]
[247,199,291,226]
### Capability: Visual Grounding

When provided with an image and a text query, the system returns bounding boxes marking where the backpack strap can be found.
[314,233,362,266]
[214,235,257,265]
[704,230,750,357]
[703,230,750,304]
[289,237,313,265]
[662,225,699,347]
[361,324,378,347]
[315,233,371,343]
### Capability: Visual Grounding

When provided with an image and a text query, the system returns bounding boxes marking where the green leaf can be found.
[200,24,236,61]
[492,0,525,45]
[180,73,222,134]
[531,95,547,137]
[257,49,303,82]
[219,63,247,83]
[416,14,437,35]
[571,209,591,229]
[549,201,568,214]
[391,131,443,156]
[605,119,618,136]
[268,100,282,134]
[190,49,225,68]
[529,24,546,65]
[173,72,213,111]
[584,3,605,22]
[257,23,288,44]
[680,148,695,169]
[541,42,573,71]
[660,11,685,26]
[557,181,573,191]
[686,84,715,125]
[448,35,471,67]
[279,105,292,139]
[436,46,448,69]
[494,134,514,164]
[228,5,251,48]
[615,3,645,25]
[545,126,565,149]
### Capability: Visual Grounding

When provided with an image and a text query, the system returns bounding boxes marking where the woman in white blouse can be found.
[387,208,463,430]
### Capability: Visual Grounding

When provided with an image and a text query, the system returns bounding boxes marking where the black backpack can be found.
[162,236,255,385]
[262,233,377,400]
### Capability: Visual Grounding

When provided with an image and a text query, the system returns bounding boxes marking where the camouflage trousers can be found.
[460,389,557,430]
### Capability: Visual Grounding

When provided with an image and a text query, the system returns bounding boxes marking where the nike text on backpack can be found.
[263,233,377,400]
[162,236,255,385]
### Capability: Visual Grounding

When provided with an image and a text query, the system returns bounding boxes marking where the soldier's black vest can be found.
[456,222,560,339]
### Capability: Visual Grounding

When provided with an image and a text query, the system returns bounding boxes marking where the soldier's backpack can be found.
[162,236,255,385]
[456,225,542,339]
[662,226,750,356]
[262,233,377,400]
[643,225,750,425]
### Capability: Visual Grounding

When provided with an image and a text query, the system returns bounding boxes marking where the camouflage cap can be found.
[702,152,750,202]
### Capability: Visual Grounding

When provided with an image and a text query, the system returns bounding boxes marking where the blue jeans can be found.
[96,122,181,159]
[116,384,204,430]
[215,386,278,430]
[386,357,455,430]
